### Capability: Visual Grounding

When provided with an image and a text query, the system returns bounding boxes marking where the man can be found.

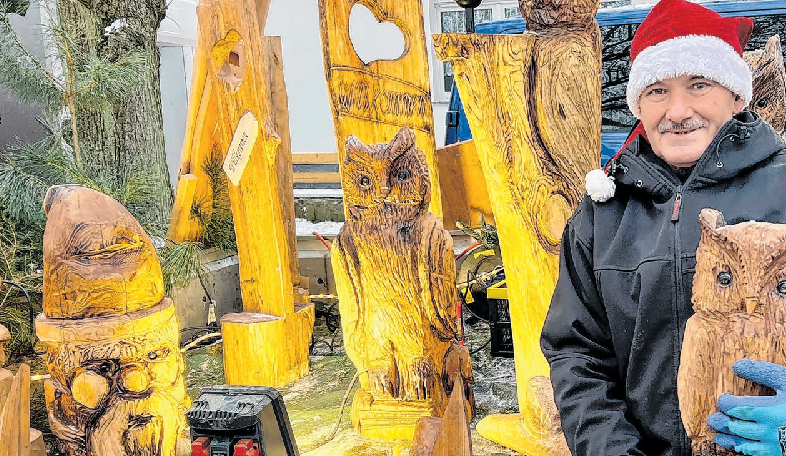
[540,0,786,455]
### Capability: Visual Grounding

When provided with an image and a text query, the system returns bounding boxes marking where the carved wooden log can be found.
[318,0,442,218]
[679,208,786,456]
[744,35,786,134]
[36,185,190,456]
[410,375,472,456]
[195,0,314,387]
[332,128,474,440]
[433,0,601,452]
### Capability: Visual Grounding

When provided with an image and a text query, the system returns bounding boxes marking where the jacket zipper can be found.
[671,184,690,455]
[671,186,683,221]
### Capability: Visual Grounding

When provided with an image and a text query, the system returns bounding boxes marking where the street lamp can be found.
[454,0,483,33]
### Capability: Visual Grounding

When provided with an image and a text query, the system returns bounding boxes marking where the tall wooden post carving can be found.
[318,0,443,218]
[744,35,786,135]
[434,0,601,453]
[679,209,786,456]
[195,0,314,387]
[36,185,190,456]
[331,128,474,440]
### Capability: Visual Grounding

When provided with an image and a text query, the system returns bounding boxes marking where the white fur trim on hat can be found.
[586,168,616,202]
[626,35,752,117]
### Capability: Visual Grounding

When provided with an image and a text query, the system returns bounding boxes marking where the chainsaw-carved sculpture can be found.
[332,128,474,440]
[744,35,786,134]
[36,185,190,456]
[318,0,443,218]
[433,0,601,453]
[678,208,786,456]
[192,0,314,387]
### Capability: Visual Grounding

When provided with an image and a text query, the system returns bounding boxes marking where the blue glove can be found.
[706,359,786,456]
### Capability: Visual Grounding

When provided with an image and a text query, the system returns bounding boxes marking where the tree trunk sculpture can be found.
[332,127,474,440]
[35,185,190,456]
[744,35,786,135]
[195,0,314,387]
[318,0,443,218]
[679,208,786,456]
[433,0,601,452]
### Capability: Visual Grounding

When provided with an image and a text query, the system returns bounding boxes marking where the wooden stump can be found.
[679,208,786,456]
[37,185,190,456]
[318,0,442,218]
[194,0,314,386]
[433,0,601,452]
[332,128,475,440]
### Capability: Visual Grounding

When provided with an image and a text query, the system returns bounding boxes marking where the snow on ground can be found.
[296,218,344,237]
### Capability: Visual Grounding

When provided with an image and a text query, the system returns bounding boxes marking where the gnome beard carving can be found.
[36,185,189,456]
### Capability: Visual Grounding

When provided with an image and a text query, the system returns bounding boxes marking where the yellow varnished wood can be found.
[166,174,199,243]
[436,139,494,229]
[434,6,600,451]
[318,0,442,218]
[196,0,314,386]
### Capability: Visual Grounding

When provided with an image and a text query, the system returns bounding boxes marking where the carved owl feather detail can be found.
[678,208,786,456]
[332,127,473,415]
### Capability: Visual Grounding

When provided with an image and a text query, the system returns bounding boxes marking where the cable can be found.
[1,280,34,332]
[180,332,222,353]
[469,336,491,355]
[312,231,333,251]
[305,370,361,451]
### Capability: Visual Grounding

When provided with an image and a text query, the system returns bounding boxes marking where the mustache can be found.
[658,118,708,133]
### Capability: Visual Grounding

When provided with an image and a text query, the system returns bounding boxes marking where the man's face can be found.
[639,74,746,168]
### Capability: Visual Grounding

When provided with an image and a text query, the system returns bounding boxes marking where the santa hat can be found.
[626,0,754,118]
[586,0,754,202]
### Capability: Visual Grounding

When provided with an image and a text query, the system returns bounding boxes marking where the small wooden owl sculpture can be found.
[678,208,786,456]
[744,35,786,134]
[332,127,474,424]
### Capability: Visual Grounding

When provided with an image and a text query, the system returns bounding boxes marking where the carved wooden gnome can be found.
[35,185,190,456]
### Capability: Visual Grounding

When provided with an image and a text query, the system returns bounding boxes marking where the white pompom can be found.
[585,168,615,203]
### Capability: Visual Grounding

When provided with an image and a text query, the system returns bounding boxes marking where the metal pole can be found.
[464,7,475,33]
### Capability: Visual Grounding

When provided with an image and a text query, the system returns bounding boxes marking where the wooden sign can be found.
[679,208,786,456]
[37,185,190,456]
[744,35,786,134]
[196,0,314,387]
[433,0,601,453]
[223,111,260,186]
[332,128,474,440]
[318,0,442,217]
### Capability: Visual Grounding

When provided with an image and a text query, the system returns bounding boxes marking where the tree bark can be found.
[56,0,173,232]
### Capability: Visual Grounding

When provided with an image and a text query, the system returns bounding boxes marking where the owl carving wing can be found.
[419,214,460,342]
[332,230,366,368]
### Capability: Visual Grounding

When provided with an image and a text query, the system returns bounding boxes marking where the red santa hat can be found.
[626,0,754,118]
[586,0,754,202]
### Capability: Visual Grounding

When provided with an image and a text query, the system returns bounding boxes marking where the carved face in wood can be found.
[693,208,786,335]
[744,35,786,134]
[42,185,165,319]
[41,303,189,456]
[342,127,430,222]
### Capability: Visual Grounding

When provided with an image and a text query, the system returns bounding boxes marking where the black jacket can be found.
[541,111,786,456]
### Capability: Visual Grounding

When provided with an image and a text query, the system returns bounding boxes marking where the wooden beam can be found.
[292,172,341,184]
[291,153,339,164]
[166,174,199,243]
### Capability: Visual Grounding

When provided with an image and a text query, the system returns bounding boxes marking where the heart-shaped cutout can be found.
[349,4,406,65]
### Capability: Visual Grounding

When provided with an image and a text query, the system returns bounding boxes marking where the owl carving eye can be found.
[778,280,786,295]
[756,97,770,109]
[396,169,411,181]
[717,271,733,287]
[360,176,371,187]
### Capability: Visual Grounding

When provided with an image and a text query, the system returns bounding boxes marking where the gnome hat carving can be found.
[586,0,754,202]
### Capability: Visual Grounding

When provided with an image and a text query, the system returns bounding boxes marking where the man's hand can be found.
[706,359,786,456]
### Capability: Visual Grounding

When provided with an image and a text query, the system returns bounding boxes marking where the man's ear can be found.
[733,95,745,114]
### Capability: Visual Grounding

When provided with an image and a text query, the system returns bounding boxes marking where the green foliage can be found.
[457,216,500,249]
[194,145,236,252]
[0,304,36,360]
[0,205,43,289]
[159,241,204,296]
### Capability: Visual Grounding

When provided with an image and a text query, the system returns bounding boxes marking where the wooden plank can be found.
[436,139,494,229]
[318,0,443,218]
[0,364,26,456]
[292,172,342,184]
[292,153,339,164]
[166,174,199,243]
[18,364,29,456]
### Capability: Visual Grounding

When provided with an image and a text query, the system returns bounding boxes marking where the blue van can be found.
[444,0,786,164]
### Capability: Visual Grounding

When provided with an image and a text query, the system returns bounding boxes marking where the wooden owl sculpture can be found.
[744,35,786,134]
[678,208,786,456]
[332,127,474,439]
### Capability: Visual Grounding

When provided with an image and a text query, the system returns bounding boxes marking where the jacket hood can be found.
[609,111,785,201]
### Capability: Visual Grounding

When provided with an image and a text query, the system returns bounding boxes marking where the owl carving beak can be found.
[745,297,759,315]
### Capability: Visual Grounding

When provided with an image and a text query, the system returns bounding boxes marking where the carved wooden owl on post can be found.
[332,127,473,439]
[678,208,786,456]
[744,35,786,134]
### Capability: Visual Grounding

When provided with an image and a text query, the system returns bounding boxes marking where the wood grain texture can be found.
[318,0,442,218]
[679,208,786,456]
[436,139,494,229]
[434,1,600,452]
[744,35,786,134]
[38,185,190,456]
[410,375,472,456]
[0,364,28,456]
[332,128,474,440]
[166,174,199,243]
